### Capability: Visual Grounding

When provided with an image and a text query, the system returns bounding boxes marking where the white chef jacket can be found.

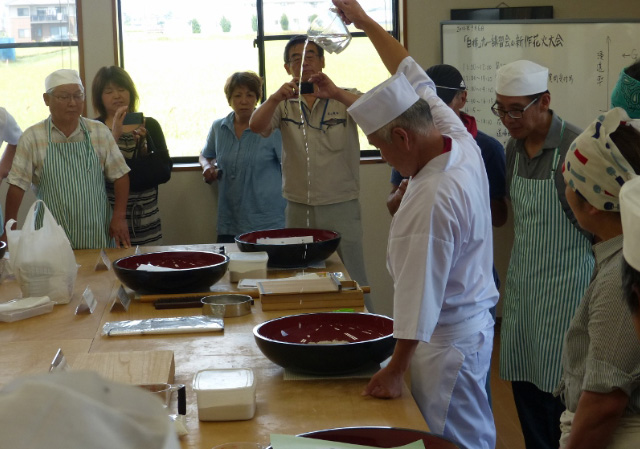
[390,56,499,343]
[0,107,21,146]
[389,57,498,449]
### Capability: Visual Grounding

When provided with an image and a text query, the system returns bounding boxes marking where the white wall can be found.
[5,0,639,317]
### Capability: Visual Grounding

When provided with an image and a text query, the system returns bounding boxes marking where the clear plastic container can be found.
[193,368,256,421]
[228,252,268,283]
[307,6,352,54]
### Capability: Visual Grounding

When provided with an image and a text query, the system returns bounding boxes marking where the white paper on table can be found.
[270,434,426,449]
[238,273,322,289]
[237,278,269,289]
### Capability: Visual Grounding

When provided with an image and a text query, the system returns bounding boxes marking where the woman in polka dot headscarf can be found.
[556,107,640,449]
[563,107,640,211]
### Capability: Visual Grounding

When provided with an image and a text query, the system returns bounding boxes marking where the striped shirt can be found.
[8,116,129,192]
[558,235,640,414]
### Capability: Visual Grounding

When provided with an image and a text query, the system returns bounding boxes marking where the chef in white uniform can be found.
[333,1,499,448]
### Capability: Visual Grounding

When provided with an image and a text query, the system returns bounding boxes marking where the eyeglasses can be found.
[51,92,85,103]
[491,96,539,119]
[288,53,320,64]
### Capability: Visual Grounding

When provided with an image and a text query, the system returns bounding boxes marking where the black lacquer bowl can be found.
[113,251,228,294]
[235,228,340,268]
[253,312,395,375]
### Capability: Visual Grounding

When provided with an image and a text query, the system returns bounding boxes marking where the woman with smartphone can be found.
[91,66,172,245]
[199,71,285,243]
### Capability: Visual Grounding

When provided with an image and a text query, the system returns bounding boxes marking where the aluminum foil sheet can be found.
[102,315,224,337]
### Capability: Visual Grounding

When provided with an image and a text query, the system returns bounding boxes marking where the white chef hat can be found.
[45,69,83,92]
[496,60,548,96]
[348,72,420,135]
[0,371,180,449]
[621,176,640,271]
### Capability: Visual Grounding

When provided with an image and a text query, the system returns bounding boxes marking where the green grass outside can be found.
[1,34,389,157]
[0,47,79,130]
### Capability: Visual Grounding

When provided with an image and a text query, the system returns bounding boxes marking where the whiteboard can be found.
[441,20,640,147]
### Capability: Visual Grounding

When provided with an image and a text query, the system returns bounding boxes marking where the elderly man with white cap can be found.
[493,60,595,449]
[555,108,640,449]
[333,1,498,448]
[5,69,131,249]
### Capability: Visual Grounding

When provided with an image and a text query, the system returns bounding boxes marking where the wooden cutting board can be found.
[260,288,365,311]
[72,350,175,385]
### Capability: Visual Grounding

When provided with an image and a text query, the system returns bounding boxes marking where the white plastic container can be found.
[228,252,268,283]
[192,368,256,421]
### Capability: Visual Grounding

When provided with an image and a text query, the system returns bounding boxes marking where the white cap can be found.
[496,60,548,96]
[0,371,180,449]
[348,72,420,135]
[621,176,640,271]
[45,69,83,92]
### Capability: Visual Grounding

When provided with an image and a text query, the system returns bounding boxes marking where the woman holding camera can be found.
[92,66,172,246]
[199,71,285,243]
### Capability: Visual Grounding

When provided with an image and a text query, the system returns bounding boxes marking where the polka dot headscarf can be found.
[562,107,639,211]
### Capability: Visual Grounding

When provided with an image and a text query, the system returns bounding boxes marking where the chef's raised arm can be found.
[332,0,470,141]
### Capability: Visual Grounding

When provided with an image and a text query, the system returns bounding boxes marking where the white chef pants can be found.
[411,324,495,449]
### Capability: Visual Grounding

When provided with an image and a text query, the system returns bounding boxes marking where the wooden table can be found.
[0,244,428,449]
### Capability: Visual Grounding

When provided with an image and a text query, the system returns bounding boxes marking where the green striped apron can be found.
[37,117,113,249]
[500,123,594,393]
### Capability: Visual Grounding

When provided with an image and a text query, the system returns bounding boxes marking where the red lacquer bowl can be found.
[235,228,340,268]
[253,312,395,375]
[113,251,228,294]
[296,427,463,449]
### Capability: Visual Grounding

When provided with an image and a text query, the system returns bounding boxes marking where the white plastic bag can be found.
[5,200,77,304]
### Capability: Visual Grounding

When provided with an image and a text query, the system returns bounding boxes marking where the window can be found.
[0,0,79,132]
[117,0,398,160]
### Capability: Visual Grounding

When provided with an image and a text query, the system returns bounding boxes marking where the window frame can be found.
[115,0,400,163]
[0,0,84,111]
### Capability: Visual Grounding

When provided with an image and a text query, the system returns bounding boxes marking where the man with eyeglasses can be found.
[494,60,595,449]
[250,35,370,311]
[4,69,131,249]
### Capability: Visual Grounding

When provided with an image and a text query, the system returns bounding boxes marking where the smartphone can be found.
[123,112,144,125]
[300,82,314,95]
